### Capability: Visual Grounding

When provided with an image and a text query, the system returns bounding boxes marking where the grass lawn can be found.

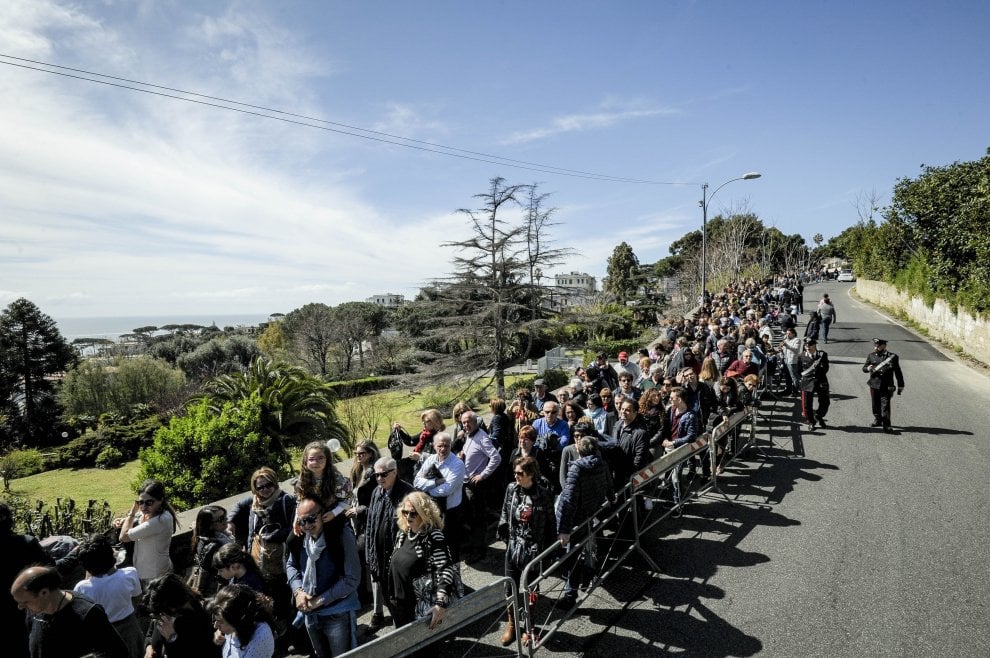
[8,459,142,515]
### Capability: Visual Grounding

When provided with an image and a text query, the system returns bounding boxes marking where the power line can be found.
[0,53,693,186]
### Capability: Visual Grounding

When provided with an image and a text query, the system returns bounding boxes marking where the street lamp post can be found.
[700,172,762,303]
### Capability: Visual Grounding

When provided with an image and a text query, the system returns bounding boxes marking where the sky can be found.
[1,0,987,319]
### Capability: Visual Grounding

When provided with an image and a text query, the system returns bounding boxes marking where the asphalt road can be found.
[576,282,990,657]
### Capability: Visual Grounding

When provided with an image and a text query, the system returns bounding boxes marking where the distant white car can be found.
[837,269,856,282]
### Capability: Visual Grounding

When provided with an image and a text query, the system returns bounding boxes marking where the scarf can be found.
[302,532,326,595]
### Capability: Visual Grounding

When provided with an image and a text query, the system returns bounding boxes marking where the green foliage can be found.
[59,356,186,419]
[0,492,115,539]
[176,335,260,381]
[604,242,640,304]
[95,446,125,469]
[829,150,990,316]
[325,377,394,399]
[50,416,161,470]
[0,448,46,480]
[0,298,77,448]
[140,396,290,509]
[198,358,351,458]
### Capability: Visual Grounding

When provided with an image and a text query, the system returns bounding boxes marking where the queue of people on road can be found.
[7,273,910,658]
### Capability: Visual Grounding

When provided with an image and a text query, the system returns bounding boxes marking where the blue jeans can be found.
[822,317,833,341]
[305,610,357,657]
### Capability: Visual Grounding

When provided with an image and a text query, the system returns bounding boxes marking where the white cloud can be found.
[372,102,447,139]
[504,105,678,145]
[0,1,467,316]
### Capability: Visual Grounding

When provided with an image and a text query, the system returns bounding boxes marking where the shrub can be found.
[0,448,46,480]
[326,377,394,399]
[140,396,291,509]
[95,446,125,469]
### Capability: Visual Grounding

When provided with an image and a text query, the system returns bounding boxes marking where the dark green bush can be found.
[326,376,395,399]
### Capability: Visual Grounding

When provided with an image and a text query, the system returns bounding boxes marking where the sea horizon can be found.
[54,313,274,342]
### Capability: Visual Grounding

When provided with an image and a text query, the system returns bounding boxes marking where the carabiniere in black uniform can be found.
[862,337,905,433]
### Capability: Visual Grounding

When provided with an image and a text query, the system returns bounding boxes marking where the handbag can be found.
[388,428,406,460]
[410,533,463,618]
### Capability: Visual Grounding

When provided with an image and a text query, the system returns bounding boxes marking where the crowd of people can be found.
[5,274,912,658]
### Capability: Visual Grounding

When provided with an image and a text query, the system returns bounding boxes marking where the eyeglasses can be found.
[374,469,395,479]
[136,499,157,507]
[255,482,276,492]
[297,514,319,526]
[401,509,419,518]
[543,410,557,415]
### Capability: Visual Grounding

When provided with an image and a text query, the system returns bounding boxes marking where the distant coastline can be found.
[55,314,273,342]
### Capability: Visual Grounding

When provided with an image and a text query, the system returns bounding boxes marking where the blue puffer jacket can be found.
[556,454,613,535]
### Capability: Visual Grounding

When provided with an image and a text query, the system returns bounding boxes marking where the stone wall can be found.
[856,279,990,366]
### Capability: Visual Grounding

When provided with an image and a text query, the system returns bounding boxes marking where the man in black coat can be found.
[798,337,830,430]
[1,504,54,658]
[364,457,415,630]
[862,337,905,433]
[610,399,651,490]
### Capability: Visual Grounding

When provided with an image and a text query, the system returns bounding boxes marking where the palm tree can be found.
[196,358,351,467]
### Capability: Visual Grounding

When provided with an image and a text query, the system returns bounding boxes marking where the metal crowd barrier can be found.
[339,576,522,657]
[515,407,758,655]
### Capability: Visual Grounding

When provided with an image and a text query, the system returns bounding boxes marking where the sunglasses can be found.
[513,470,527,476]
[374,469,395,479]
[255,482,276,492]
[401,509,419,518]
[136,499,157,506]
[297,514,319,526]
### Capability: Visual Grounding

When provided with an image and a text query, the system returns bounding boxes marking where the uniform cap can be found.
[873,338,887,345]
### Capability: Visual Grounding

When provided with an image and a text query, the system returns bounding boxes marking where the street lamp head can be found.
[742,172,761,180]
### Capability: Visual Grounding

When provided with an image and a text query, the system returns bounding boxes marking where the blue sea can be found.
[54,314,273,342]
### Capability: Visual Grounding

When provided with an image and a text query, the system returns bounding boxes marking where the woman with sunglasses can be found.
[228,466,296,644]
[497,455,555,646]
[115,479,178,589]
[388,492,456,631]
[345,439,380,607]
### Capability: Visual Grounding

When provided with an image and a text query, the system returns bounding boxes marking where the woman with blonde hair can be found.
[387,492,458,631]
[391,408,446,464]
[699,355,720,390]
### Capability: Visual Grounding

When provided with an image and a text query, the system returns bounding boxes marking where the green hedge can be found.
[326,376,395,399]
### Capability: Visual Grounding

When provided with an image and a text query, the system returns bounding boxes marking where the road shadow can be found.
[898,425,974,436]
[578,578,763,656]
